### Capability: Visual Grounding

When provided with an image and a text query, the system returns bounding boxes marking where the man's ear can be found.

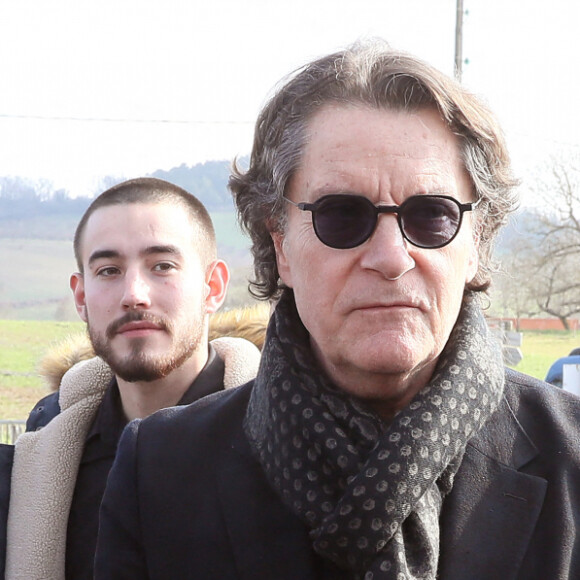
[465,225,481,284]
[271,232,293,288]
[204,260,230,314]
[70,272,88,322]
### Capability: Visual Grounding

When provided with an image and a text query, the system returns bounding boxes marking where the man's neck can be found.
[117,348,209,421]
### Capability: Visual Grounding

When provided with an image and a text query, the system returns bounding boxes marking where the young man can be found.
[4,177,260,579]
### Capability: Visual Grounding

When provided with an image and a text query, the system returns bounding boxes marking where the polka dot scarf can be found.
[245,290,505,579]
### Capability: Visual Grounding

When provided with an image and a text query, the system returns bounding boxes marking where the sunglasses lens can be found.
[401,197,461,248]
[313,196,376,249]
[306,194,465,249]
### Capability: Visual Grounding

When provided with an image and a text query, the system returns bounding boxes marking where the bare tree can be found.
[491,250,539,330]
[93,174,126,198]
[507,154,580,329]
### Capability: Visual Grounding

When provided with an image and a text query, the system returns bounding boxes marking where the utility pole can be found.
[455,0,464,81]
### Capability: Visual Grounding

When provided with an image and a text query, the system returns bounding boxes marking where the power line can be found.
[0,113,252,125]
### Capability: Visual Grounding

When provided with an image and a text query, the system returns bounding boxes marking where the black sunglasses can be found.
[283,193,480,250]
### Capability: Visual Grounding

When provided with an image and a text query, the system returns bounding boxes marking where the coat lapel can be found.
[216,429,321,580]
[439,396,547,580]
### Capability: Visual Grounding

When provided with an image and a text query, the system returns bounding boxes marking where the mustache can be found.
[106,311,170,339]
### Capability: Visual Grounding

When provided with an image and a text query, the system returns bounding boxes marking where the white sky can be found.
[0,0,578,200]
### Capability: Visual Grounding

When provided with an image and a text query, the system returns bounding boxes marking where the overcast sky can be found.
[0,0,578,201]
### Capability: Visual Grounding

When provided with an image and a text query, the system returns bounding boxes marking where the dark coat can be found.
[0,445,14,579]
[25,391,61,431]
[95,369,580,580]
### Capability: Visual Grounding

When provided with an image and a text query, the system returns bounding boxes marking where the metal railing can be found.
[0,420,26,444]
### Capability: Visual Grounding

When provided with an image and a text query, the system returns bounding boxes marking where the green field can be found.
[0,321,577,422]
[0,320,85,420]
[511,331,579,380]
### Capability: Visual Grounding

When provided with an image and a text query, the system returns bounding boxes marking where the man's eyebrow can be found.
[88,249,120,266]
[142,245,182,258]
[87,245,181,267]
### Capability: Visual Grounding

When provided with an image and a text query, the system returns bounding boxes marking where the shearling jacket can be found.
[4,336,261,580]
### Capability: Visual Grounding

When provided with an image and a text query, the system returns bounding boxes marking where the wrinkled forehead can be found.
[292,104,469,197]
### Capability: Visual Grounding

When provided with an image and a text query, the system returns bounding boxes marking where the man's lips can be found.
[106,312,169,339]
[354,300,422,311]
[116,321,163,336]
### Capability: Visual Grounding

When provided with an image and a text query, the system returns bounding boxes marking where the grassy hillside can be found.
[0,239,77,319]
[1,320,577,422]
[0,210,254,320]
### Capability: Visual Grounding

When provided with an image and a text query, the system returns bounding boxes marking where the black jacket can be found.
[95,369,580,579]
[25,391,61,432]
[0,445,14,579]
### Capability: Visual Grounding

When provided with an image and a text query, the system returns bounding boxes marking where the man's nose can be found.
[121,270,152,309]
[359,214,416,280]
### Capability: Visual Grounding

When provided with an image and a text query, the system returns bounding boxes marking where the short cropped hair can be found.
[74,177,216,272]
[230,41,519,299]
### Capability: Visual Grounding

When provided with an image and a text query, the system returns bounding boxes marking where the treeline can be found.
[150,160,237,210]
[0,178,89,218]
[0,159,237,239]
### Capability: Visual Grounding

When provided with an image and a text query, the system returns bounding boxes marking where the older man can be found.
[96,45,580,579]
[4,178,260,580]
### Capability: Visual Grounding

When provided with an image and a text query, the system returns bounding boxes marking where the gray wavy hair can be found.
[230,41,519,300]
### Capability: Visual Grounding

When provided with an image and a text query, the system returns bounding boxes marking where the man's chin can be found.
[109,359,172,383]
[114,370,163,383]
[90,331,200,384]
